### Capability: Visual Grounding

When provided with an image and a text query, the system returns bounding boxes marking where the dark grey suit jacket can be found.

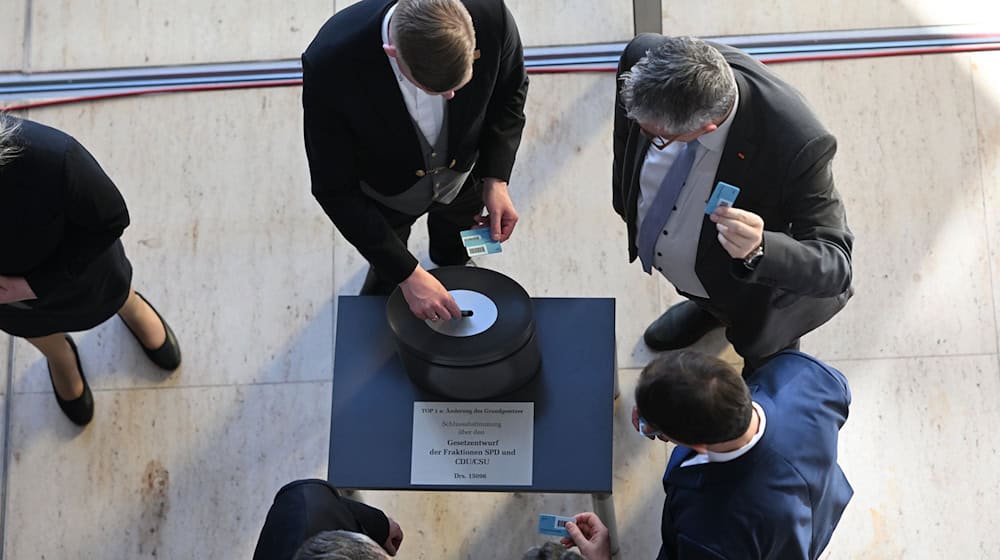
[613,35,853,359]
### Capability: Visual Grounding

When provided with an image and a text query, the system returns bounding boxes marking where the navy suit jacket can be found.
[253,479,390,560]
[302,0,528,283]
[613,35,854,359]
[658,352,853,559]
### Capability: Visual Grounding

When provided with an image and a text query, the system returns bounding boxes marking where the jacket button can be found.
[416,169,426,177]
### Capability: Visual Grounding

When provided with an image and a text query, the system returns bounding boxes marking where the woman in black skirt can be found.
[0,114,181,426]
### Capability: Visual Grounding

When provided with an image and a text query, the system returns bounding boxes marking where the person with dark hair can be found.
[613,34,853,372]
[303,0,528,322]
[606,350,851,559]
[254,479,403,560]
[0,114,181,427]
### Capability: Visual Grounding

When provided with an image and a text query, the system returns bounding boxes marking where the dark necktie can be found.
[637,141,699,273]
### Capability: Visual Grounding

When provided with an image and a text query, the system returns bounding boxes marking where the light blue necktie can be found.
[637,141,699,273]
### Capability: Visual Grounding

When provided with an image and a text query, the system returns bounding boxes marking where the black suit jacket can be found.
[613,35,853,359]
[253,479,390,560]
[302,0,528,283]
[0,118,129,298]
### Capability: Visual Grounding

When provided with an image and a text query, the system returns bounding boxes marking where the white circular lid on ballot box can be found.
[424,289,498,337]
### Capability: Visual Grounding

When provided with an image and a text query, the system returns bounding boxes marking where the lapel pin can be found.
[737,152,746,160]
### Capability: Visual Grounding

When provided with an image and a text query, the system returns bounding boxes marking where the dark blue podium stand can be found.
[329,296,620,551]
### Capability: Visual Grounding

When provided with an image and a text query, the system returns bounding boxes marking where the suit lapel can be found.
[359,58,422,150]
[715,72,757,184]
[697,71,758,268]
[445,35,481,156]
[358,0,420,150]
[625,124,651,224]
[663,445,704,490]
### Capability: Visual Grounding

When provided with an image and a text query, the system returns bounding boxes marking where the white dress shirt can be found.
[635,92,739,298]
[382,4,445,146]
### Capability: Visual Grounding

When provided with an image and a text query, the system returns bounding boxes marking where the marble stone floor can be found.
[2,1,1000,559]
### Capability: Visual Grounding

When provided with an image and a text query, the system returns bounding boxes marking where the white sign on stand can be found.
[411,402,534,486]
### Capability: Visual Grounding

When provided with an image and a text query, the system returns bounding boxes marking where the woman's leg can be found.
[117,287,166,349]
[25,333,83,400]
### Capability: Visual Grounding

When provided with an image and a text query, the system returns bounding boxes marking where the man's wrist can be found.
[482,177,507,191]
[742,242,764,270]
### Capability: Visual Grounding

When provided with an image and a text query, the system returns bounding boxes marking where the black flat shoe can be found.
[47,335,94,426]
[121,292,181,371]
[643,300,722,352]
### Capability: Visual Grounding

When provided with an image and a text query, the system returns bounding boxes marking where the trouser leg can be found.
[427,178,484,267]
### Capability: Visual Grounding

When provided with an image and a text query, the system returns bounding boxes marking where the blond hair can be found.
[0,112,22,166]
[391,0,475,92]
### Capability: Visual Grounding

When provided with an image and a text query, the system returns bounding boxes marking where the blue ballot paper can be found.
[460,227,503,258]
[705,181,741,215]
[539,514,574,538]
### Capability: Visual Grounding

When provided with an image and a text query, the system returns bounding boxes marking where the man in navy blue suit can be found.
[564,350,852,559]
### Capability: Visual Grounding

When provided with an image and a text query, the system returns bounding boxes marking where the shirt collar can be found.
[705,401,766,463]
[381,3,405,84]
[696,89,739,153]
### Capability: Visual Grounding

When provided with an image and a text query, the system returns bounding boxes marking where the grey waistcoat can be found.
[360,108,472,215]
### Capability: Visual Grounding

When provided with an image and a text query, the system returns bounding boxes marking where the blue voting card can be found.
[460,227,503,258]
[538,514,574,538]
[705,181,741,215]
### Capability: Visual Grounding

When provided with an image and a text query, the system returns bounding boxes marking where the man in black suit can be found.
[253,479,403,560]
[303,0,528,321]
[613,35,853,371]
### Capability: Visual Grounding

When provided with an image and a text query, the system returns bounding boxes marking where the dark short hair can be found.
[635,351,752,444]
[391,0,475,92]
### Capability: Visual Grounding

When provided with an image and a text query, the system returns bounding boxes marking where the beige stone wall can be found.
[663,0,999,36]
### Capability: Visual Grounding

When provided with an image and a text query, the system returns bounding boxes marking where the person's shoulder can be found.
[620,33,668,71]
[461,0,507,22]
[11,119,76,166]
[757,351,849,396]
[460,0,517,50]
[723,48,830,141]
[303,0,385,68]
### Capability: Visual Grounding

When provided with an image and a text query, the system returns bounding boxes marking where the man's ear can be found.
[383,44,397,58]
[700,122,718,135]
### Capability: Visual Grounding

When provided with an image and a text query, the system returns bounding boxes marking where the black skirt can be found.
[0,240,132,338]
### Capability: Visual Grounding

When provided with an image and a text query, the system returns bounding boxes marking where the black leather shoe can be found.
[47,335,94,426]
[643,300,722,351]
[121,292,181,371]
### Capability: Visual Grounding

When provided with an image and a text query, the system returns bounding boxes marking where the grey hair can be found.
[293,530,390,560]
[620,36,737,135]
[0,112,22,166]
[522,542,586,560]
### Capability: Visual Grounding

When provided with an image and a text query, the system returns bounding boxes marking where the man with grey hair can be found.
[293,530,390,560]
[613,35,853,371]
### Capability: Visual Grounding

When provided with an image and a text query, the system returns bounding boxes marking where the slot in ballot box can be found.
[328,296,620,554]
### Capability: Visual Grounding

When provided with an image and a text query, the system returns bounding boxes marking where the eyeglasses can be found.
[638,126,681,151]
[638,416,663,438]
